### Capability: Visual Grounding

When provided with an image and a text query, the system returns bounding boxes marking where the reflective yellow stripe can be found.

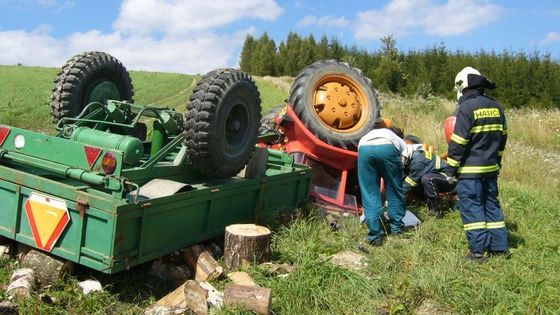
[473,108,500,119]
[471,124,503,133]
[458,164,500,174]
[405,177,418,187]
[435,156,441,169]
[424,150,432,160]
[498,150,504,156]
[502,130,508,135]
[487,221,506,229]
[447,157,460,167]
[451,133,469,145]
[464,222,486,231]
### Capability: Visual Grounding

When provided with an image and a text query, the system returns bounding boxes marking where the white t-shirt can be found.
[358,128,408,158]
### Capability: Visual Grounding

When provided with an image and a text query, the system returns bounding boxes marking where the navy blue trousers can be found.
[458,177,508,253]
[358,144,405,242]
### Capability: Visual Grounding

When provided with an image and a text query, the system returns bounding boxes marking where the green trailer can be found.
[0,52,311,274]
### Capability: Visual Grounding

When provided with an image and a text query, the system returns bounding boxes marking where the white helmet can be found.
[454,66,480,100]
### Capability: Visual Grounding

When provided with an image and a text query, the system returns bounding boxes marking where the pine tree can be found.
[284,32,303,76]
[252,33,277,76]
[373,35,405,93]
[239,35,256,73]
[317,35,329,60]
[297,35,317,71]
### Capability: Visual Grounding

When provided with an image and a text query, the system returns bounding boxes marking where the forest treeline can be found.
[239,32,560,108]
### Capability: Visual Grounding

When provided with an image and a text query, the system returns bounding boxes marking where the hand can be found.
[445,175,458,186]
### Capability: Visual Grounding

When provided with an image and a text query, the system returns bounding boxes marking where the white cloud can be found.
[0,26,254,73]
[355,0,503,39]
[0,1,279,73]
[542,32,560,43]
[297,15,350,28]
[113,0,283,35]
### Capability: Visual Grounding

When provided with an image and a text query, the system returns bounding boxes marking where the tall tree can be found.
[316,35,329,60]
[252,33,277,76]
[284,32,303,76]
[239,35,256,73]
[297,35,317,72]
[373,35,405,93]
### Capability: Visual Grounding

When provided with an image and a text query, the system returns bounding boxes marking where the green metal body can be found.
[0,101,312,273]
[70,127,144,165]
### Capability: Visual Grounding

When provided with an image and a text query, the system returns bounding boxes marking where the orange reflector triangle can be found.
[24,192,70,252]
[0,126,11,146]
[84,146,102,169]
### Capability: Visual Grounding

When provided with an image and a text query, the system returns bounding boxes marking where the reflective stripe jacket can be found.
[403,149,446,194]
[446,89,507,178]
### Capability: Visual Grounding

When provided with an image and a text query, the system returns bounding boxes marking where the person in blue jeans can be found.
[358,126,408,246]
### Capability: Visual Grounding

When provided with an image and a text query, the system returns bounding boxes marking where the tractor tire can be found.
[289,60,379,151]
[50,51,134,124]
[184,69,261,178]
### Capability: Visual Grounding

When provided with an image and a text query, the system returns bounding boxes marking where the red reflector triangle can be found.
[0,126,11,146]
[84,146,102,168]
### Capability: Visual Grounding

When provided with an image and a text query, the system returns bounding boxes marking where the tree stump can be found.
[223,284,271,315]
[20,249,73,286]
[224,224,271,270]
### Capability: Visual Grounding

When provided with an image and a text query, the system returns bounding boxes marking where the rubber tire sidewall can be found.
[51,51,133,123]
[289,60,379,151]
[185,69,261,178]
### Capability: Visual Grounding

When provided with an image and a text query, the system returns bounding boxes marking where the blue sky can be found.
[0,0,558,73]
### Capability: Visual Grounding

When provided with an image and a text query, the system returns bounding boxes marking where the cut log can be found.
[153,280,208,315]
[7,268,36,299]
[148,284,187,314]
[199,281,223,308]
[227,271,258,286]
[223,284,271,315]
[182,245,223,281]
[20,249,73,286]
[224,224,271,270]
[183,280,209,315]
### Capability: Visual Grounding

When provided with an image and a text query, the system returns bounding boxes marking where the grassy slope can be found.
[0,65,559,314]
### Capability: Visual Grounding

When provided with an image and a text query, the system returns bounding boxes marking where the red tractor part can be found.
[444,116,456,144]
[279,105,363,214]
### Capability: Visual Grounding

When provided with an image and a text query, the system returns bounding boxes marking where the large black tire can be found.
[184,69,261,178]
[50,51,134,123]
[289,60,379,151]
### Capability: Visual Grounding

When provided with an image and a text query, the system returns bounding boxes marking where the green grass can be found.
[0,64,559,314]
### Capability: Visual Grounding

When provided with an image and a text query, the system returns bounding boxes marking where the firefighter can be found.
[357,126,408,246]
[403,144,456,218]
[446,66,509,261]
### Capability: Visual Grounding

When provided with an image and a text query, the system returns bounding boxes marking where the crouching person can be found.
[403,144,457,218]
[357,126,408,246]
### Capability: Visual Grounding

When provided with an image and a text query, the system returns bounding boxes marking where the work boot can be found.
[464,251,487,262]
[427,198,443,219]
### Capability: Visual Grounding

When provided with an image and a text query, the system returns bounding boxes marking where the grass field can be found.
[0,64,559,314]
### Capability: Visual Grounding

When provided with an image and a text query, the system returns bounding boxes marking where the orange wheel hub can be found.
[312,75,369,132]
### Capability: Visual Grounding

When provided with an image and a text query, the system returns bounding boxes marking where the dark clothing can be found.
[404,149,454,199]
[358,144,405,242]
[421,172,456,199]
[447,88,509,253]
[446,89,508,178]
[458,178,508,253]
